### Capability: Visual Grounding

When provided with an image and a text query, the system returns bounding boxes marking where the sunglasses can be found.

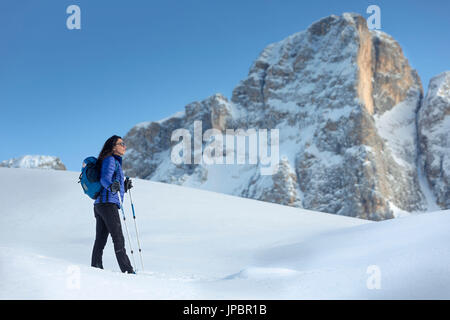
[116,142,126,147]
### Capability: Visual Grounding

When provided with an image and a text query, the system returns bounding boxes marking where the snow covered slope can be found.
[0,167,449,299]
[0,155,66,170]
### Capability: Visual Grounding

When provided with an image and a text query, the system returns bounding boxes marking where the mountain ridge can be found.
[122,13,449,221]
[0,155,66,171]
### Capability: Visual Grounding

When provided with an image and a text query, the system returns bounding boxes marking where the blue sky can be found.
[1,0,449,171]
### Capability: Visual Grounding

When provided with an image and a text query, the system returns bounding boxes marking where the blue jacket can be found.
[94,155,124,208]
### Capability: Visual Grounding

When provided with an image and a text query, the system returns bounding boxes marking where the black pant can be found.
[91,203,134,273]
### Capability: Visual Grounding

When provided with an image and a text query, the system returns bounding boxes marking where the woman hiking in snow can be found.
[91,135,135,274]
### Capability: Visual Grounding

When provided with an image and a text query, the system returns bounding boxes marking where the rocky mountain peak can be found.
[418,71,450,208]
[123,13,447,220]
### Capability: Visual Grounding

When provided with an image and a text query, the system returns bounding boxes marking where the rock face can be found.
[418,72,450,208]
[0,155,66,170]
[123,13,447,220]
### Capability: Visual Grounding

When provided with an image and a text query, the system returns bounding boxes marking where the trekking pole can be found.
[128,187,144,271]
[118,192,137,272]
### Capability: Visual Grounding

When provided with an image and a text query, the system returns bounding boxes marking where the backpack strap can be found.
[112,159,119,181]
[99,159,120,204]
[108,160,120,203]
[99,162,103,203]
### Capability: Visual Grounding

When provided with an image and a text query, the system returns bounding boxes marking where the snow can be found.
[371,30,398,46]
[417,156,441,212]
[426,71,450,100]
[1,167,449,299]
[373,94,419,169]
[133,111,186,129]
[157,110,186,124]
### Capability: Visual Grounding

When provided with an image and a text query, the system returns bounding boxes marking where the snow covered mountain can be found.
[0,155,66,170]
[417,71,450,209]
[123,13,448,221]
[1,167,450,299]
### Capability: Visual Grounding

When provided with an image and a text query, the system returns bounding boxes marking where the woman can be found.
[91,135,135,274]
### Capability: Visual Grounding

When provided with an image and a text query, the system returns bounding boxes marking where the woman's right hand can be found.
[124,177,133,193]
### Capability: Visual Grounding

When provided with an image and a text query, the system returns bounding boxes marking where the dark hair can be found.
[96,135,122,171]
